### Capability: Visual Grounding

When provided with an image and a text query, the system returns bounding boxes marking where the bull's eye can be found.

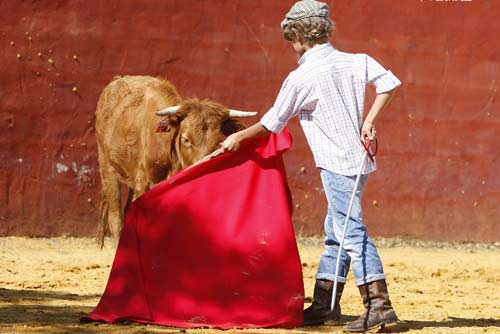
[181,135,192,147]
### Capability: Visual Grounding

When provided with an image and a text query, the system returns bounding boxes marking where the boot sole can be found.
[303,318,342,327]
[343,320,397,333]
[324,319,342,326]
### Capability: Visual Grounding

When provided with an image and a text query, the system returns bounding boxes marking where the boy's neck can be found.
[304,38,331,51]
[303,43,317,52]
[297,41,326,58]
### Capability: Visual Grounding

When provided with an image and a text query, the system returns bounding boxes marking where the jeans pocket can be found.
[320,169,369,199]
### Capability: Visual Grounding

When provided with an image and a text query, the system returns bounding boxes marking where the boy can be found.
[221,0,400,332]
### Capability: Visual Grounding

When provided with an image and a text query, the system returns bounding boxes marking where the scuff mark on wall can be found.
[55,162,69,173]
[76,164,93,187]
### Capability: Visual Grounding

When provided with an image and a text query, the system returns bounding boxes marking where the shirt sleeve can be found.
[260,72,314,133]
[364,54,401,94]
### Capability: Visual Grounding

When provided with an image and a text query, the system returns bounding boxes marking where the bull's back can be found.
[96,76,180,133]
[95,76,181,181]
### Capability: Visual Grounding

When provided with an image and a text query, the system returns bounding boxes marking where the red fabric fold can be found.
[84,129,304,329]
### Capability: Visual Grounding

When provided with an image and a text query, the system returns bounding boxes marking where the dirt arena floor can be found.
[0,236,499,334]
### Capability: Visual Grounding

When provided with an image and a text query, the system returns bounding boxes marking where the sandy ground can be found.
[0,236,499,334]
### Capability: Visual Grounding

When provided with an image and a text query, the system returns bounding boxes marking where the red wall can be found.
[1,0,499,241]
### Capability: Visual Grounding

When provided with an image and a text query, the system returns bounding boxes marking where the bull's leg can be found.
[132,170,149,200]
[103,170,123,245]
[97,149,124,246]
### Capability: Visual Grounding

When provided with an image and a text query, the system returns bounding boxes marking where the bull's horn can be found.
[228,109,258,117]
[156,105,180,116]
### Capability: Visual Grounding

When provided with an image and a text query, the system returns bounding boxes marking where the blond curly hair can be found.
[283,16,335,44]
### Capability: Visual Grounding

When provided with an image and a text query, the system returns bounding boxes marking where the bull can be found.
[95,75,255,246]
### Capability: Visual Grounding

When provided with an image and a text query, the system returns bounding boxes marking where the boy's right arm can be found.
[222,72,309,152]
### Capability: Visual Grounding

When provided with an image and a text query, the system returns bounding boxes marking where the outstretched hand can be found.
[221,132,243,152]
[221,123,270,152]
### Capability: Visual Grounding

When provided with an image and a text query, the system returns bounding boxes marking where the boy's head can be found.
[281,0,335,45]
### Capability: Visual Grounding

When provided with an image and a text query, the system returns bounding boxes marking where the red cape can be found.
[84,130,304,329]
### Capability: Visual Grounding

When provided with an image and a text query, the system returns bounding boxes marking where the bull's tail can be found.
[97,194,109,249]
[124,187,134,218]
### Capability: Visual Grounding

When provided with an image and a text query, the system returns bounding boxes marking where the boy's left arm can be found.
[361,88,397,141]
[362,54,401,141]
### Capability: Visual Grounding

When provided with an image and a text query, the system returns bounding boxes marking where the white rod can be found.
[331,151,369,311]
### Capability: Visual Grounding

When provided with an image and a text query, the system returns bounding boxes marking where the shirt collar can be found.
[298,42,335,65]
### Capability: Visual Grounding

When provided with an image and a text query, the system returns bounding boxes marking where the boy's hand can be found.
[221,132,242,152]
[361,121,376,141]
[221,123,269,152]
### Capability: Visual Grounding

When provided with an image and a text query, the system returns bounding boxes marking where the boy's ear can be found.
[295,33,306,44]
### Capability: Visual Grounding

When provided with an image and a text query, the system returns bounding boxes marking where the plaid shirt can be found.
[260,43,401,176]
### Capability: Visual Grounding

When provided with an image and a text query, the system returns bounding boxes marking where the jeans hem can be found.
[355,273,386,286]
[316,273,347,283]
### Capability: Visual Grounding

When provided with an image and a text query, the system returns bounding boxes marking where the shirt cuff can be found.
[374,70,401,94]
[260,108,287,133]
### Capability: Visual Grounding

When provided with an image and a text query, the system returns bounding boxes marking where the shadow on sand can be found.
[394,317,500,332]
[299,315,500,333]
[0,288,286,334]
[0,288,96,326]
[1,288,499,333]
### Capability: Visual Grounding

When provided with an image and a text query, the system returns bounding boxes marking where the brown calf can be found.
[96,75,252,246]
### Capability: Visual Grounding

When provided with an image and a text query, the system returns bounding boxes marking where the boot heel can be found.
[381,319,397,330]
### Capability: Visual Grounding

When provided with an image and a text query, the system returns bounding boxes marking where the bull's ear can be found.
[156,115,180,133]
[221,118,245,136]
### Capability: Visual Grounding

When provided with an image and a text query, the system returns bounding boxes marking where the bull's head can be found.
[156,99,256,174]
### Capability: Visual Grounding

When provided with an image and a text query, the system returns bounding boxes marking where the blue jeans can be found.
[316,169,386,286]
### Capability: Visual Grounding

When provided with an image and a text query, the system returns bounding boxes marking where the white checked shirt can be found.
[260,43,401,176]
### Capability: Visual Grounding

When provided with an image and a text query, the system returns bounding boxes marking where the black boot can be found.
[303,279,344,326]
[343,279,398,332]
